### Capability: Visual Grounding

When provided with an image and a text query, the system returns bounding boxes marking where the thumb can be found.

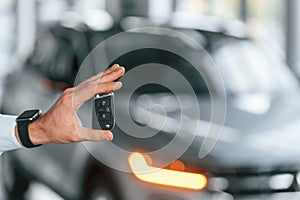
[78,127,114,142]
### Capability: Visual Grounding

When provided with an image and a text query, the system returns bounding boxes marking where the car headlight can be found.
[128,152,207,190]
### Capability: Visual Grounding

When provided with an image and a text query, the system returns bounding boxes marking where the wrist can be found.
[27,117,49,145]
[15,109,46,148]
[14,117,49,146]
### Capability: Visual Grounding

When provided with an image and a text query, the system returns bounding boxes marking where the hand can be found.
[15,64,125,145]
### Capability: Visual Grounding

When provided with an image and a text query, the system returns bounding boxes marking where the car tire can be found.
[1,153,29,200]
[85,173,121,200]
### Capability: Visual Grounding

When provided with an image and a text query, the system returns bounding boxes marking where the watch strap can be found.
[17,118,41,148]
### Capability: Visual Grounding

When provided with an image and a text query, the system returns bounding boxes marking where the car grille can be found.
[208,169,300,195]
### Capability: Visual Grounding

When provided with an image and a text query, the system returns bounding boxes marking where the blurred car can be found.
[2,15,300,200]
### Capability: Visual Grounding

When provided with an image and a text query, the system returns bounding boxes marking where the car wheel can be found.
[1,153,29,200]
[85,174,120,200]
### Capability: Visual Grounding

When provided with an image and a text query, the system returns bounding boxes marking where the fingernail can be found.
[116,81,123,88]
[104,133,113,141]
[112,64,119,69]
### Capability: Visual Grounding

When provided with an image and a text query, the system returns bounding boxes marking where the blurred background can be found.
[1,0,300,200]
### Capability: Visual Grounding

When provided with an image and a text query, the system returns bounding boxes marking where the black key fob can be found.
[94,92,115,130]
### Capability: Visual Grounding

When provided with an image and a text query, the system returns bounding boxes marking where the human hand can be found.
[15,64,125,146]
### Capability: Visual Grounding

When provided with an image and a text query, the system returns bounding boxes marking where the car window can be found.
[213,41,299,94]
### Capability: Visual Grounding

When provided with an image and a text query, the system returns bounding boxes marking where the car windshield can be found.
[213,41,299,94]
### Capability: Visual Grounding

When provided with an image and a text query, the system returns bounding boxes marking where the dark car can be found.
[2,18,300,200]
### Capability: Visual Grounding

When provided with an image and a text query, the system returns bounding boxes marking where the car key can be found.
[94,92,115,130]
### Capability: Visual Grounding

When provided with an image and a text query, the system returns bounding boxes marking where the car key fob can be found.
[94,92,115,130]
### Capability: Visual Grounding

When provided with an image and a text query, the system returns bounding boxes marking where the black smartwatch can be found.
[16,109,42,148]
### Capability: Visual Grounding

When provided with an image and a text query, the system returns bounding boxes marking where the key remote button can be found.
[101,99,110,106]
[99,113,111,120]
[98,107,111,112]
[96,99,110,107]
[104,107,111,112]
[98,121,113,130]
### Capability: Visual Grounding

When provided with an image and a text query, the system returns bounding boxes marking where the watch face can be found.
[17,109,40,121]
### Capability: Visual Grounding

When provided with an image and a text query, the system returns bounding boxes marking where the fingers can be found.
[94,81,123,94]
[72,64,125,109]
[97,66,125,83]
[89,64,121,83]
[102,64,120,76]
[79,127,114,141]
[73,81,122,109]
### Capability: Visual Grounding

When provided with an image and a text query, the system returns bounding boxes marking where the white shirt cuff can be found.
[0,114,24,153]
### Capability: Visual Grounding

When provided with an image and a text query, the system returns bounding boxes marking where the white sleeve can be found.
[0,114,24,154]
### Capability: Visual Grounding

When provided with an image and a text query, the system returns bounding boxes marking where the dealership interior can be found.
[1,0,300,200]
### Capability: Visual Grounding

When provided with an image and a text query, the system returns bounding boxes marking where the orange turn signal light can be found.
[128,152,207,190]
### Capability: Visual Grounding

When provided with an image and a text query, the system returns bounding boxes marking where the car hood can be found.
[191,91,300,172]
[123,91,300,172]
